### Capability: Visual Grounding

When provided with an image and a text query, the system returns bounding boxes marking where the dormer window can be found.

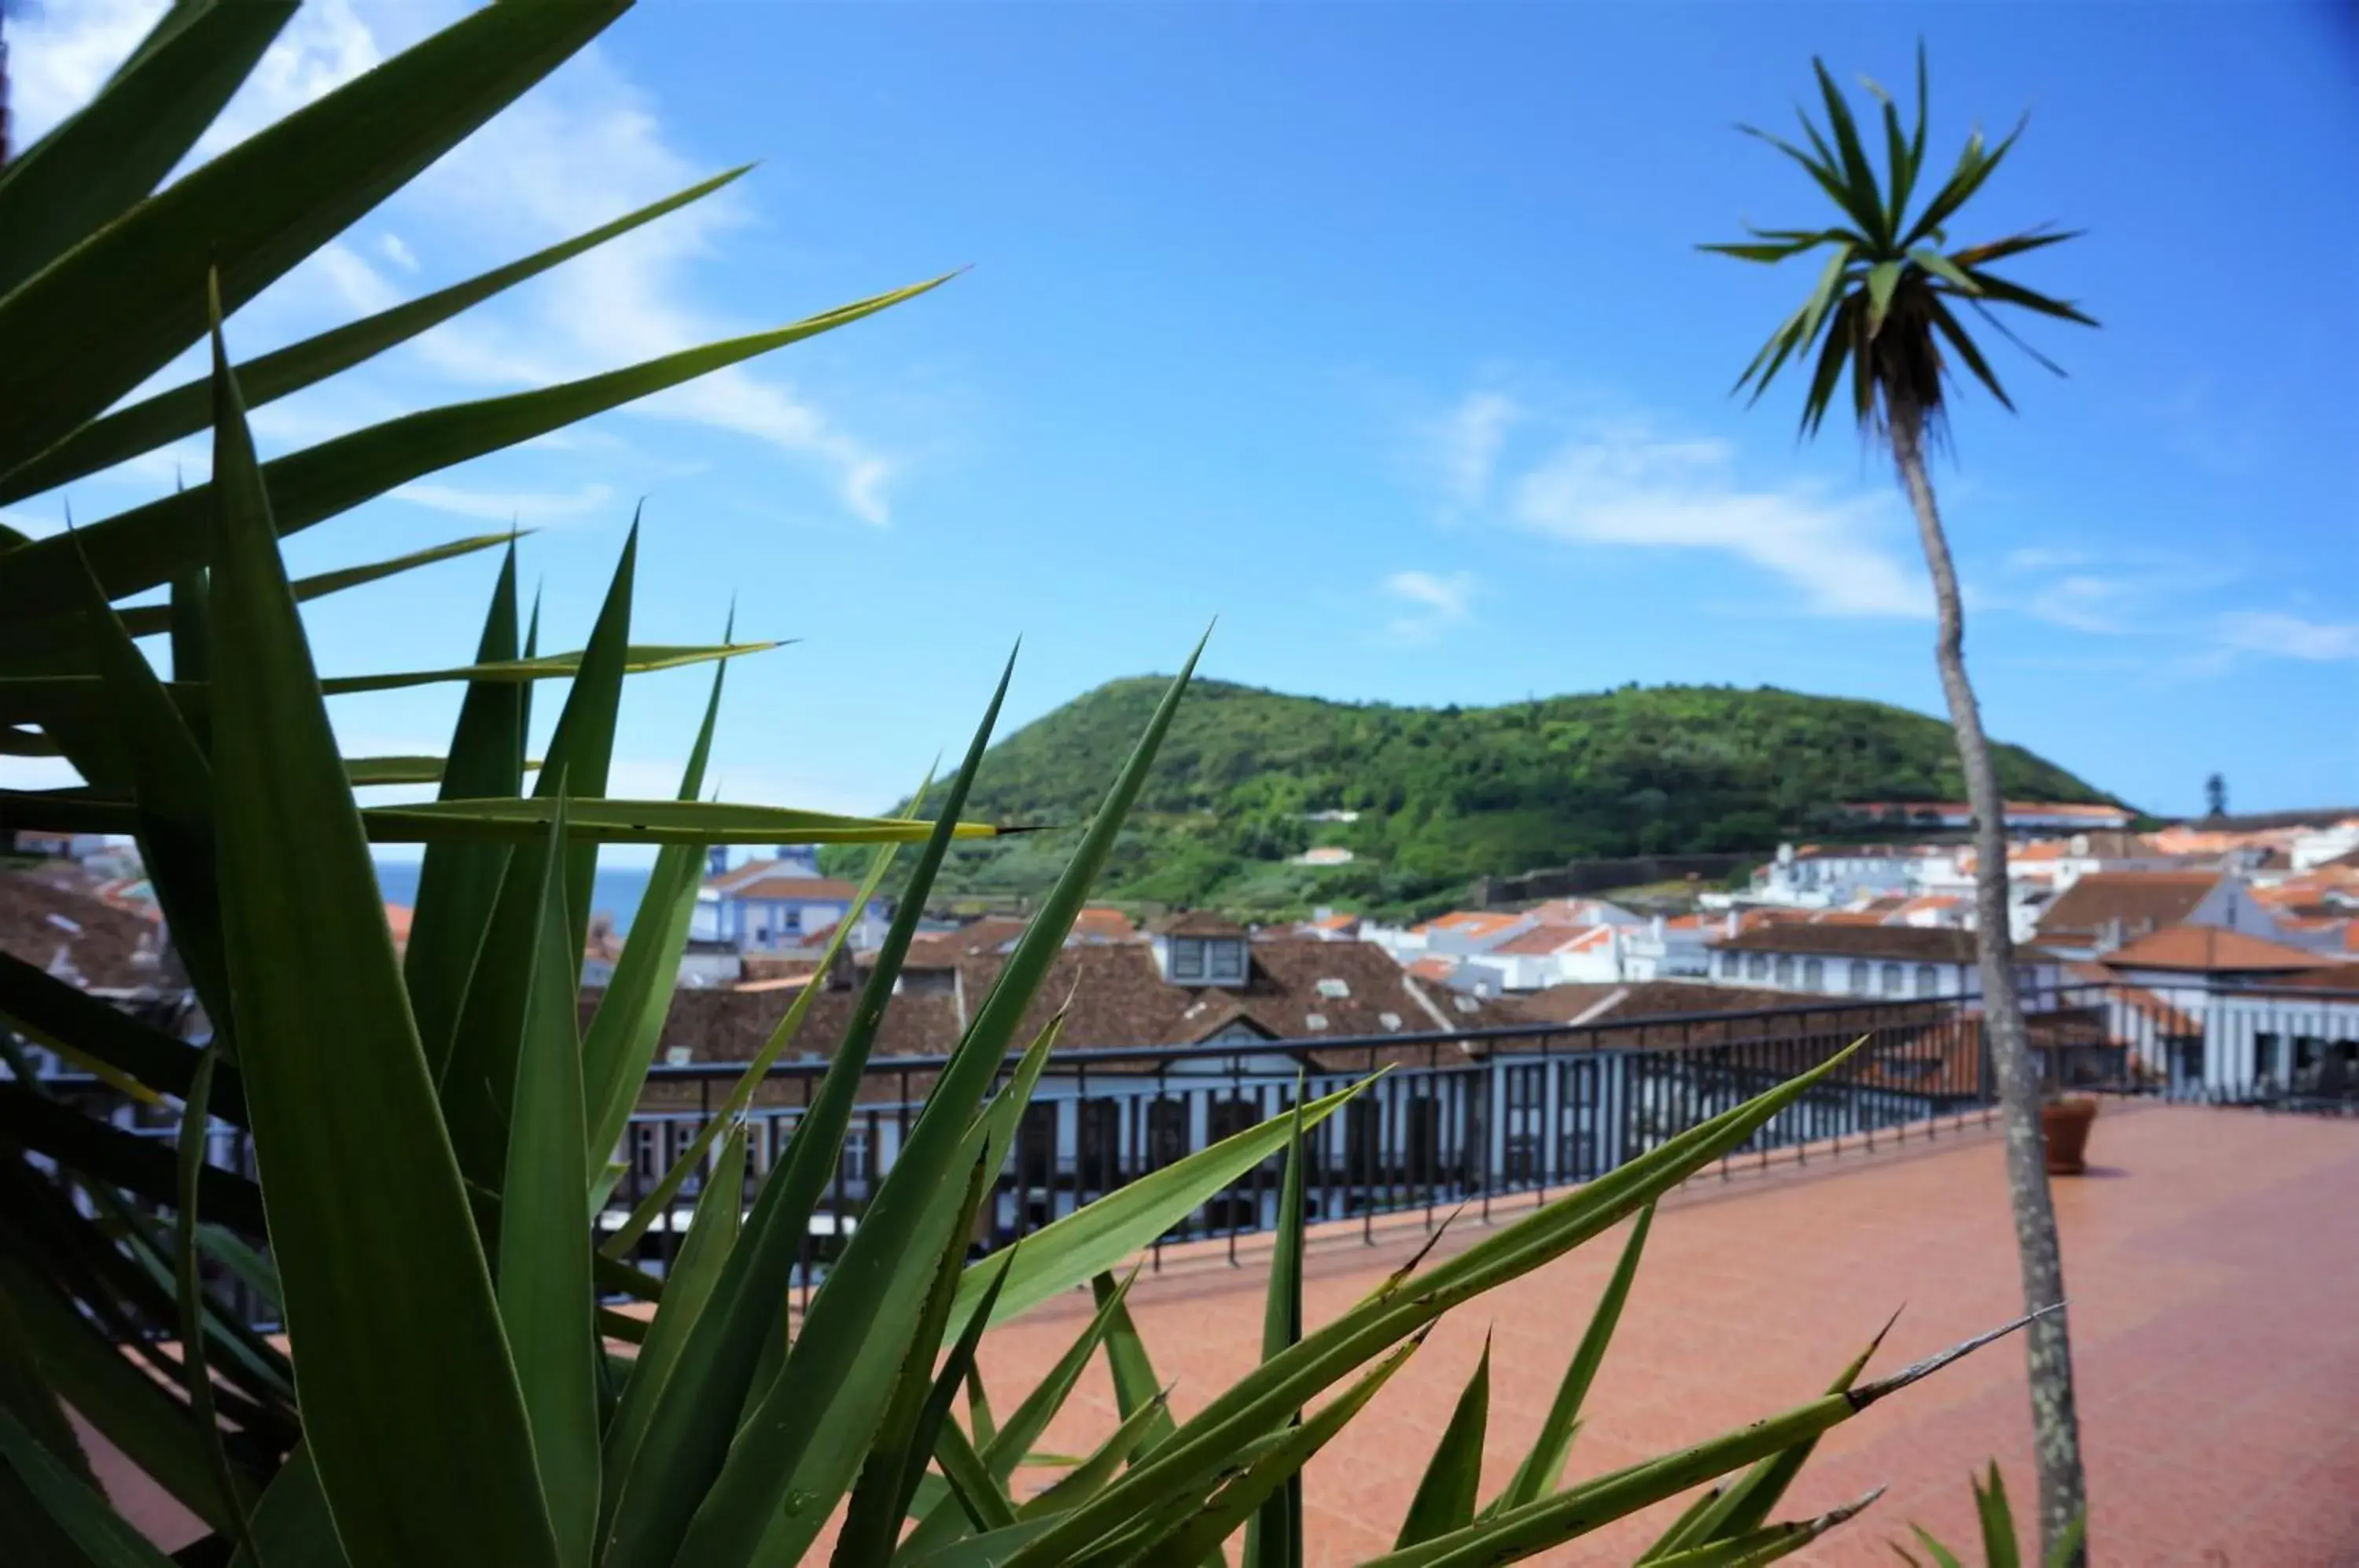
[1316,977,1350,999]
[1154,912,1250,986]
[1170,936,1247,984]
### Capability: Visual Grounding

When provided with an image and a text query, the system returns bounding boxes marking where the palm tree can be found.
[1702,46,2098,1566]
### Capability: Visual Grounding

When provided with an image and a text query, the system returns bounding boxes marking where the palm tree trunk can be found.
[1890,405,2088,1566]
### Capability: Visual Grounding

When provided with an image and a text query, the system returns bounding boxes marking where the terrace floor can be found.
[86,1101,2359,1563]
[972,1101,2359,1565]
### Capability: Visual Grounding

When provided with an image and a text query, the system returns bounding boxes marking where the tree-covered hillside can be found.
[837,679,2120,915]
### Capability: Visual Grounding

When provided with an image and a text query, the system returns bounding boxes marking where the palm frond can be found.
[1706,47,2092,436]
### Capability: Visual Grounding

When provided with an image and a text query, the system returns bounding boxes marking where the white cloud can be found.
[2004,546,2096,572]
[10,1,906,527]
[10,0,382,160]
[1422,391,1523,517]
[2023,574,2138,635]
[1509,427,1929,618]
[1381,569,1477,644]
[388,480,617,525]
[388,36,906,525]
[2212,612,2359,662]
[312,241,403,316]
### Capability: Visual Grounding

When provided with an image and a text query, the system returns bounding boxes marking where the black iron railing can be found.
[14,981,2356,1325]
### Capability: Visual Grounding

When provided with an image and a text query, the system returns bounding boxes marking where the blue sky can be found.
[11,1,2354,856]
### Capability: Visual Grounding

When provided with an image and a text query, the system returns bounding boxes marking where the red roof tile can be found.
[2099,924,2331,974]
[1485,925,1613,957]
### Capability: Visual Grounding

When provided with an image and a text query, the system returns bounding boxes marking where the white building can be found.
[1706,923,2059,1002]
[2291,819,2359,872]
[1619,914,1716,981]
[1750,843,1922,908]
[2089,926,2359,1095]
[1463,924,1625,992]
[692,845,894,954]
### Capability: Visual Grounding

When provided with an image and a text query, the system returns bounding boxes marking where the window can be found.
[1208,939,1247,983]
[1170,938,1205,981]
[1745,953,1768,980]
[1914,964,1938,998]
[1772,955,1794,988]
[1304,1012,1328,1031]
[1146,1098,1190,1168]
[1017,1103,1056,1188]
[1848,960,1870,993]
[1717,951,1738,980]
[1378,1011,1404,1032]
[1880,963,1903,996]
[1802,958,1824,991]
[1316,977,1351,999]
[1076,1100,1121,1188]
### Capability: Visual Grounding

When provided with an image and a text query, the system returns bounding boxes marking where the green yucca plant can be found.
[1894,1464,2086,1568]
[0,6,2030,1565]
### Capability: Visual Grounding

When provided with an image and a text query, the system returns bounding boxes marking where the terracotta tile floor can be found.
[85,1101,2359,1564]
[968,1102,2359,1566]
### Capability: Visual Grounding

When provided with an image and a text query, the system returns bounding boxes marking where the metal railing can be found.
[613,991,2014,1297]
[13,981,2356,1324]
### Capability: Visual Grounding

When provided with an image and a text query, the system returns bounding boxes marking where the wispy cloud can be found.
[11,0,907,527]
[2212,611,2359,662]
[388,480,617,525]
[1509,426,1929,618]
[1380,569,1477,644]
[1421,390,1524,517]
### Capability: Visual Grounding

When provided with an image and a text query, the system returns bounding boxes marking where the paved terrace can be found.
[86,1101,2359,1562]
[970,1102,2359,1565]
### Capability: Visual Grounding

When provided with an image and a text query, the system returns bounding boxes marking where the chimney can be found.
[2100,916,2125,952]
[706,845,729,878]
[1724,910,1738,940]
[823,943,858,993]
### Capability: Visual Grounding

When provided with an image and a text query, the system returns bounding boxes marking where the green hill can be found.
[838,679,2120,917]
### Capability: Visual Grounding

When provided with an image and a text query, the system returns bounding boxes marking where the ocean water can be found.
[372,858,658,937]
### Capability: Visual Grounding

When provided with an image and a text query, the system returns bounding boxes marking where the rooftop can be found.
[2037,870,2221,943]
[2100,924,2344,975]
[1707,922,1986,964]
[1483,923,1614,957]
[0,871,177,996]
[967,1102,2359,1564]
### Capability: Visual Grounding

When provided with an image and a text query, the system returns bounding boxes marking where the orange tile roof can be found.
[2099,925,2332,974]
[1485,924,1614,957]
[2037,870,2220,942]
[1072,906,1138,940]
[720,874,866,903]
[1415,911,1524,937]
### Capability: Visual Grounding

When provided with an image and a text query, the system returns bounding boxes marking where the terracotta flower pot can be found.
[2042,1095,2099,1176]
